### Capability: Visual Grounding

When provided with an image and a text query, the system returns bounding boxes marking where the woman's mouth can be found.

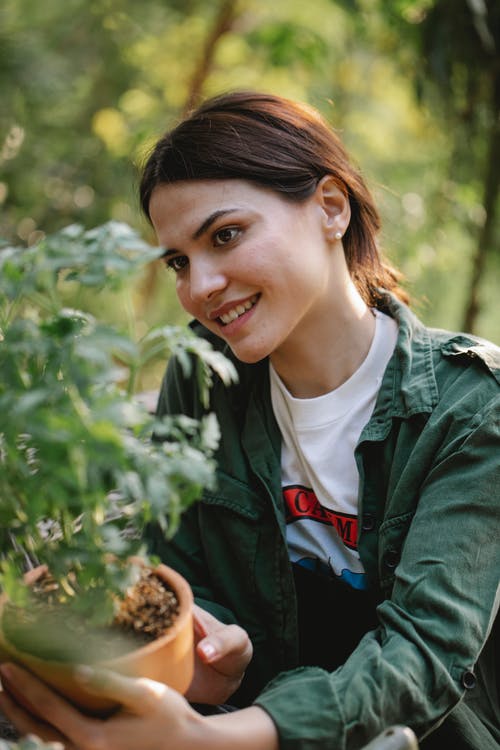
[217,294,259,326]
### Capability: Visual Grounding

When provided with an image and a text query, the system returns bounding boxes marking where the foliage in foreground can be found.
[0,735,64,750]
[0,221,237,627]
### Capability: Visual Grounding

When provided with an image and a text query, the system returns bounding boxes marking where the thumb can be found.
[192,604,223,639]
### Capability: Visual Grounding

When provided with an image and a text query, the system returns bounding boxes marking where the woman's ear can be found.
[315,175,351,242]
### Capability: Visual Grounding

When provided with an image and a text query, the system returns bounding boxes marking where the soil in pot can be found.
[1,567,180,663]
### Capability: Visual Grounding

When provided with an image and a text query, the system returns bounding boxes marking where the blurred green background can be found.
[1,0,499,393]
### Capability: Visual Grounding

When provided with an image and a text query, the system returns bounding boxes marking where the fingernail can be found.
[200,642,216,659]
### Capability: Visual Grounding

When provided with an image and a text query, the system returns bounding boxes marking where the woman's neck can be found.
[270,282,376,399]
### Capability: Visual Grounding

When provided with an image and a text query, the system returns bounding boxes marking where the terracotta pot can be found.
[0,563,194,717]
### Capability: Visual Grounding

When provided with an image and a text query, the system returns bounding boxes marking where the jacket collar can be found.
[366,293,440,431]
[440,336,500,386]
[361,291,500,442]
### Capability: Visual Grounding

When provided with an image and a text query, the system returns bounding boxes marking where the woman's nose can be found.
[188,257,227,302]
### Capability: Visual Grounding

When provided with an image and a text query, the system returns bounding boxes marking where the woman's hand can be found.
[186,604,253,705]
[0,662,207,750]
[0,662,279,750]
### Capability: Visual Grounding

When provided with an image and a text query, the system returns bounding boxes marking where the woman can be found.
[0,91,498,750]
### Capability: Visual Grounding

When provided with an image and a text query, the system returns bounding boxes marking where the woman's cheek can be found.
[176,280,192,313]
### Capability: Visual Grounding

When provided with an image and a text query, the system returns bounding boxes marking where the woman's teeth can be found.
[220,296,257,325]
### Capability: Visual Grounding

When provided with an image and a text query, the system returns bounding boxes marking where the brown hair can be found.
[140,91,407,305]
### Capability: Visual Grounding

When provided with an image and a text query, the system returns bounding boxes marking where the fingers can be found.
[192,604,217,640]
[0,662,205,750]
[0,670,70,748]
[73,666,170,714]
[192,606,253,674]
[0,664,89,740]
[196,624,252,674]
[186,612,252,704]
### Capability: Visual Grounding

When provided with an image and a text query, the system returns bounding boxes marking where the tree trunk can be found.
[183,0,239,116]
[462,97,500,333]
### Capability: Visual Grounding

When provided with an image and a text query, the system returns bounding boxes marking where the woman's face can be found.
[149,178,342,365]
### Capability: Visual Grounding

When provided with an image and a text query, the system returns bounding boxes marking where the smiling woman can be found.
[1,90,499,750]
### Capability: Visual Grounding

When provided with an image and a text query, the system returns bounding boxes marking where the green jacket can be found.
[151,294,500,750]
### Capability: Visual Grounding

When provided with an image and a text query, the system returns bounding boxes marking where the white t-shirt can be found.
[270,309,398,591]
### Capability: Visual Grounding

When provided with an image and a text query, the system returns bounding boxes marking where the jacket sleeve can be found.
[146,354,238,625]
[254,395,500,749]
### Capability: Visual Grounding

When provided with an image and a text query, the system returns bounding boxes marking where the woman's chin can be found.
[227,341,271,365]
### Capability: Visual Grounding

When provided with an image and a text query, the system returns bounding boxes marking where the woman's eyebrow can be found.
[192,208,239,239]
[161,208,240,256]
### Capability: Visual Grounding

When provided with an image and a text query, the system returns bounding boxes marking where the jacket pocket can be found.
[197,471,269,609]
[201,470,264,520]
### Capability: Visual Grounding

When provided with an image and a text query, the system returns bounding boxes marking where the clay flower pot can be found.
[0,563,194,717]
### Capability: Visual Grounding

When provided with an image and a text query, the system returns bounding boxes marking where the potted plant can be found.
[0,221,236,719]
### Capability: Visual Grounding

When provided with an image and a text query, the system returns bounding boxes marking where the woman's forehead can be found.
[149,179,278,223]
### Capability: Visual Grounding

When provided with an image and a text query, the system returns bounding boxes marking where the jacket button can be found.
[461,670,476,690]
[362,514,376,531]
[384,549,400,569]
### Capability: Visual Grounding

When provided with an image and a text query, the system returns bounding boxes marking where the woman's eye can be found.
[213,227,240,246]
[165,255,188,273]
